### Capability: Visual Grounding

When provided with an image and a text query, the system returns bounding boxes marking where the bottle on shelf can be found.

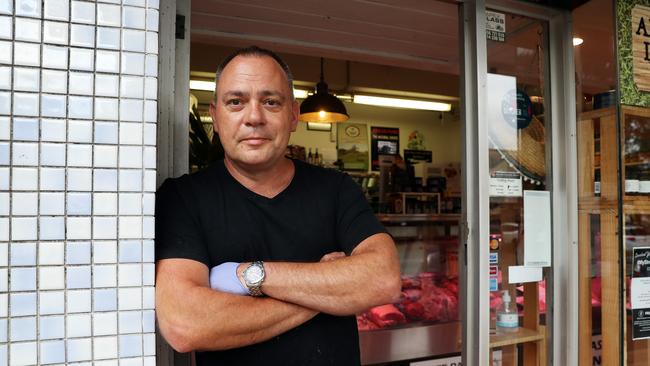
[625,165,640,196]
[307,148,313,164]
[496,290,519,334]
[594,169,601,197]
[314,148,322,166]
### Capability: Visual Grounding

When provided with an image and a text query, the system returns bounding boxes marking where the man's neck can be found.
[224,157,295,198]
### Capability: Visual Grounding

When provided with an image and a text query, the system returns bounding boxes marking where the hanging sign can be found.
[486,11,506,42]
[489,171,522,197]
[631,247,650,340]
[632,5,650,92]
[619,0,650,106]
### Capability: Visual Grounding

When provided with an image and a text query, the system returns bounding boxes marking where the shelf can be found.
[578,106,616,121]
[623,195,650,214]
[377,214,461,223]
[489,327,545,348]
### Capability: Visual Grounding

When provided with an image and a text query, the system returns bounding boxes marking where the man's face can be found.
[209,55,299,170]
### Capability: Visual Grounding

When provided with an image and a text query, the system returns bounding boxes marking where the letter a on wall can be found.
[633,5,650,92]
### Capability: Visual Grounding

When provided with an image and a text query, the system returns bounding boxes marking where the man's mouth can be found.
[240,137,270,146]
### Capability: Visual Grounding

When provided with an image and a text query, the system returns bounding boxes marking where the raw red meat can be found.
[356,313,380,331]
[402,300,425,320]
[401,288,422,301]
[367,304,406,327]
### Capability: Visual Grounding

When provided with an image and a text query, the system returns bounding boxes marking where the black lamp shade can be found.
[299,81,349,123]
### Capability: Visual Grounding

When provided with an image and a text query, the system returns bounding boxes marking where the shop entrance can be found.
[185,1,464,364]
[156,0,579,365]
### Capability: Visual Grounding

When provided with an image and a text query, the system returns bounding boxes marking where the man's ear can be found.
[209,100,219,133]
[289,100,299,132]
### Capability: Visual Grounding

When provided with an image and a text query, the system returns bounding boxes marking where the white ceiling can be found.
[191,0,460,75]
[190,0,616,96]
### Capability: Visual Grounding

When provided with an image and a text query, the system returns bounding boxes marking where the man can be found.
[155,46,401,365]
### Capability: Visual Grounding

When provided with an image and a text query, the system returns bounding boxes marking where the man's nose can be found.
[244,102,266,127]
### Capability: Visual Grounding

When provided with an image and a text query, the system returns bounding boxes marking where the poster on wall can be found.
[337,123,369,171]
[619,0,650,107]
[370,127,399,170]
[631,247,650,340]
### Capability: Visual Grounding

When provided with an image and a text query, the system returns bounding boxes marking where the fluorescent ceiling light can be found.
[190,80,215,91]
[293,89,309,99]
[353,94,452,112]
[573,37,584,46]
[190,79,309,100]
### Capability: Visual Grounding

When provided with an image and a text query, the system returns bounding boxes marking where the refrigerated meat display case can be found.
[358,214,462,365]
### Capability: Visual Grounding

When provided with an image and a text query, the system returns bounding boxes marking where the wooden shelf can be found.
[489,327,545,348]
[623,195,650,214]
[377,213,460,223]
[578,106,616,121]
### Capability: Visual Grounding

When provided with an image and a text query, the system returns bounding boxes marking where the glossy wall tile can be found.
[1,1,159,364]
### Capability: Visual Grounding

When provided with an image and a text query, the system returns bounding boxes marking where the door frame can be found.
[460,1,578,364]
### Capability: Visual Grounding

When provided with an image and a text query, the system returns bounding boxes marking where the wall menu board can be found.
[371,127,399,170]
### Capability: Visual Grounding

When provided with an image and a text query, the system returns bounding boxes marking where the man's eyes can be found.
[224,98,281,107]
[263,99,281,106]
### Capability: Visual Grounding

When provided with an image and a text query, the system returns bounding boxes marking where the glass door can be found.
[462,1,577,364]
[484,11,552,365]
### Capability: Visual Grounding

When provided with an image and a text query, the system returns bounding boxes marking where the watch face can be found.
[246,265,264,283]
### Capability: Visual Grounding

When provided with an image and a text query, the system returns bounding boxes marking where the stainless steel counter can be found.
[359,321,461,365]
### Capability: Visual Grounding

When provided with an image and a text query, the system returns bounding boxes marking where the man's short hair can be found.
[213,46,294,101]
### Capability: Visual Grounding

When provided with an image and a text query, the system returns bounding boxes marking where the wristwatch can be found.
[242,261,265,297]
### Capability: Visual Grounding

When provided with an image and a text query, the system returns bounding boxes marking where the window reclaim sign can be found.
[633,5,650,92]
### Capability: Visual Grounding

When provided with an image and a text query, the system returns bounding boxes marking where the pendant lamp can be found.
[299,58,349,123]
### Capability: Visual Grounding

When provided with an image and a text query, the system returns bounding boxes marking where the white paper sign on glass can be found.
[632,278,650,309]
[487,73,517,150]
[489,171,522,197]
[508,265,543,283]
[523,190,552,267]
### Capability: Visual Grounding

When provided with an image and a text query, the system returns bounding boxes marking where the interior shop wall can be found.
[289,102,461,170]
[190,43,461,100]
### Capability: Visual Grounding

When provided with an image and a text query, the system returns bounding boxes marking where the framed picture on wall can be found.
[337,123,369,171]
[371,127,400,170]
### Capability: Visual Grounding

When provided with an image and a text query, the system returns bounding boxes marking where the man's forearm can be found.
[156,260,317,353]
[256,234,401,316]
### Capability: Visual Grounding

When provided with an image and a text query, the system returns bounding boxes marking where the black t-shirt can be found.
[155,159,386,366]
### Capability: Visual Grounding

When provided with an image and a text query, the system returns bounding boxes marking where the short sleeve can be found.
[155,177,210,267]
[336,174,386,254]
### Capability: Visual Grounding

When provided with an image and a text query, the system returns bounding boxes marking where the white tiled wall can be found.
[0,0,158,365]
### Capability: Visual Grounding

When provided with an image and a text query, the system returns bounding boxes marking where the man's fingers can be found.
[320,252,346,262]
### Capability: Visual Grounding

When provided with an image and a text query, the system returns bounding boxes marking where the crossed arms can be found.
[155,232,401,353]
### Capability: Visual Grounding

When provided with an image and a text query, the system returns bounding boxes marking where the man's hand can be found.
[320,251,346,262]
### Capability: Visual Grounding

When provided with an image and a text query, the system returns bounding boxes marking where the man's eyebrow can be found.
[259,90,286,101]
[221,91,246,100]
